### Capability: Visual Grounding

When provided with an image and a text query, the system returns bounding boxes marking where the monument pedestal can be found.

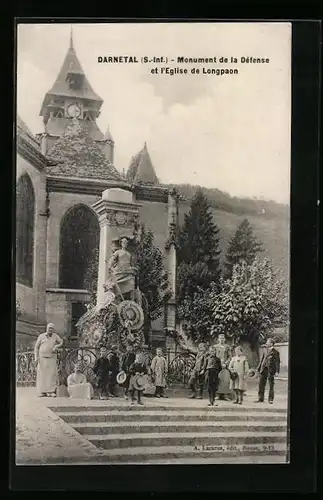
[92,188,140,308]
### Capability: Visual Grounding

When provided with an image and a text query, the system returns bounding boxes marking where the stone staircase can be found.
[49,401,288,464]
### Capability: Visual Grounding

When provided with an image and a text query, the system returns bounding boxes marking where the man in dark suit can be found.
[256,338,280,404]
[106,345,119,397]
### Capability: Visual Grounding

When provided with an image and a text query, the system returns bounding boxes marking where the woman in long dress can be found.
[67,363,93,399]
[34,323,63,397]
[228,345,249,405]
[215,334,232,400]
[150,348,168,398]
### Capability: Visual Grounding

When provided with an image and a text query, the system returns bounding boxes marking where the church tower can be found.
[38,27,105,154]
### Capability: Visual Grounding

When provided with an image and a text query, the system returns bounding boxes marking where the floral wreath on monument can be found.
[77,279,145,352]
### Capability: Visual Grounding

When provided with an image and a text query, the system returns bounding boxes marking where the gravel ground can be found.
[15,392,105,465]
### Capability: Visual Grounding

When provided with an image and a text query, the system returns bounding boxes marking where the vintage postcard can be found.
[15,21,291,466]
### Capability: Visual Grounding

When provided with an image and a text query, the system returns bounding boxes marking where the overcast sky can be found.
[17,22,291,204]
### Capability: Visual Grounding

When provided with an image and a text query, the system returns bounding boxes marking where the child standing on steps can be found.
[128,353,148,405]
[228,346,249,405]
[150,348,168,398]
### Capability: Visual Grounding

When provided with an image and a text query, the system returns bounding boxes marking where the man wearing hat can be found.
[256,338,280,404]
[128,353,148,405]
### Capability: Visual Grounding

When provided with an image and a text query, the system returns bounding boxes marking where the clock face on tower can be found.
[67,103,81,118]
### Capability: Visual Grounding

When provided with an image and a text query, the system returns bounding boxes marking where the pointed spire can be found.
[69,25,74,50]
[104,126,114,143]
[126,142,159,185]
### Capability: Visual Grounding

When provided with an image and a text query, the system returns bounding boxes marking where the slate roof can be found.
[46,118,123,182]
[126,143,159,186]
[17,116,41,150]
[40,44,103,116]
[45,117,104,141]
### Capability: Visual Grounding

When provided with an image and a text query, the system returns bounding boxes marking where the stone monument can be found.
[92,188,141,308]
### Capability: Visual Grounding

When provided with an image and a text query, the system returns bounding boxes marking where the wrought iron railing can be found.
[166,350,196,387]
[16,347,196,388]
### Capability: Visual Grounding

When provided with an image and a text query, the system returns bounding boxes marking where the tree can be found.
[177,189,221,300]
[210,257,288,366]
[176,189,221,342]
[177,287,214,344]
[135,225,171,321]
[225,218,263,278]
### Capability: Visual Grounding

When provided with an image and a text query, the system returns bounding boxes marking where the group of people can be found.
[66,346,168,405]
[33,324,280,406]
[188,335,281,406]
[92,345,168,405]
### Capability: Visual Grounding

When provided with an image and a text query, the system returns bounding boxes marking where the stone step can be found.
[49,404,287,414]
[72,420,287,435]
[84,431,287,449]
[57,410,287,424]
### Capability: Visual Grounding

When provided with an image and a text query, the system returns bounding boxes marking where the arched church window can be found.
[16,173,35,287]
[59,205,100,290]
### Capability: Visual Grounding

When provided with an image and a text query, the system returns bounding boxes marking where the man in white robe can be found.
[34,323,63,397]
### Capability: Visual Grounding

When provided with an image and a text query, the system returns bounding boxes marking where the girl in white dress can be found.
[228,346,249,405]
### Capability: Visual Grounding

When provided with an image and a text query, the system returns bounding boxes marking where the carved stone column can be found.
[165,188,179,335]
[92,188,140,308]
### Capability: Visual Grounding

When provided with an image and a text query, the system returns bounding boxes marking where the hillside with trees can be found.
[138,195,289,284]
[163,183,289,220]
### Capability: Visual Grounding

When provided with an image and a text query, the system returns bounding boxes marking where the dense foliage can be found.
[136,225,171,321]
[211,258,288,348]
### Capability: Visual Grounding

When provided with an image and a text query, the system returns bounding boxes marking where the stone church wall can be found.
[16,153,47,347]
[46,191,100,288]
